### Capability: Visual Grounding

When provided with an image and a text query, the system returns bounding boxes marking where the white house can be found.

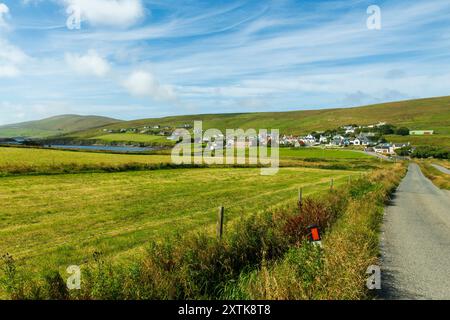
[319,135,329,144]
[374,143,394,155]
[352,138,362,146]
[345,128,355,134]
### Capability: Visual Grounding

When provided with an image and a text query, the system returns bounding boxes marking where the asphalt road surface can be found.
[431,163,450,175]
[381,163,450,299]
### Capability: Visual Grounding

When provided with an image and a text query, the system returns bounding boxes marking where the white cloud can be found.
[122,71,176,102]
[0,3,8,29]
[0,39,28,64]
[0,64,20,77]
[63,0,144,28]
[65,50,110,77]
[0,31,29,78]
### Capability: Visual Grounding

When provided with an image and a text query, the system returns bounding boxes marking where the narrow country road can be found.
[381,163,450,300]
[431,163,450,175]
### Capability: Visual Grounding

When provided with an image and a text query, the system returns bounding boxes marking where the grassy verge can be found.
[0,163,405,299]
[415,160,450,190]
[227,165,405,299]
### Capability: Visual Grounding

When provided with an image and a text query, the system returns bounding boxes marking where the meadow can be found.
[90,133,176,146]
[279,147,371,159]
[0,166,356,275]
[0,146,171,167]
[385,134,450,148]
[0,146,373,176]
[0,162,405,300]
[0,144,387,299]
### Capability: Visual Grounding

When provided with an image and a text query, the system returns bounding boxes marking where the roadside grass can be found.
[415,160,450,190]
[221,163,406,300]
[434,159,450,170]
[0,162,405,299]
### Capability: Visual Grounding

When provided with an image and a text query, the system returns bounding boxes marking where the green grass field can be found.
[385,134,450,148]
[0,147,171,172]
[279,147,371,159]
[0,166,357,274]
[0,146,372,176]
[90,133,176,146]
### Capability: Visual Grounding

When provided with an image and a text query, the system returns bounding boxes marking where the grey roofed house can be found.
[330,136,344,146]
[356,134,372,145]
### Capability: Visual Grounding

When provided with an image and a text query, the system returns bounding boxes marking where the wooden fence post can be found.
[298,187,303,211]
[330,178,334,190]
[217,206,224,240]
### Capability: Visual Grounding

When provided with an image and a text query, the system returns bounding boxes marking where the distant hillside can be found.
[0,115,122,138]
[71,96,450,138]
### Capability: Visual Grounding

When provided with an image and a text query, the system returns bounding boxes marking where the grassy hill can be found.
[69,96,450,139]
[0,114,122,138]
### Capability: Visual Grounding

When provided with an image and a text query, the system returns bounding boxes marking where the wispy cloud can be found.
[1,0,450,124]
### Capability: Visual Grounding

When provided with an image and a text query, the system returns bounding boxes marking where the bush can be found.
[395,146,411,156]
[43,271,68,300]
[395,127,410,136]
[283,191,347,243]
[411,146,449,159]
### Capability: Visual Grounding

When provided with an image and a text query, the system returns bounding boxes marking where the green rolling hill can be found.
[70,96,450,138]
[0,114,122,138]
[2,97,449,147]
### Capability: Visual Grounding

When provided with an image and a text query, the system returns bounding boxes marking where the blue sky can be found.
[0,0,450,124]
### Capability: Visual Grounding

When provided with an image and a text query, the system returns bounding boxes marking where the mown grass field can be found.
[279,147,371,159]
[0,146,373,176]
[0,146,171,168]
[0,166,357,275]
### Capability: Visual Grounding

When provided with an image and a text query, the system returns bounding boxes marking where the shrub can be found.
[411,146,449,159]
[43,271,68,300]
[395,127,410,136]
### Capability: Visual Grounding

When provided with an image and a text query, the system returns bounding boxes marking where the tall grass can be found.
[225,164,405,300]
[0,164,406,300]
[416,160,450,190]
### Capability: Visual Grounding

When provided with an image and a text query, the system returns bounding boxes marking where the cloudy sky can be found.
[0,0,449,125]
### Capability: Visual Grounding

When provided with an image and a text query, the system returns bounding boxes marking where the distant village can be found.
[102,121,434,157]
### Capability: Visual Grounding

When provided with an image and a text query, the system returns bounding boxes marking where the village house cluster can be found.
[102,123,192,137]
[99,120,435,157]
[279,122,413,155]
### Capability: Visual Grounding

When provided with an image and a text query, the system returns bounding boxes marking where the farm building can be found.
[409,130,434,135]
